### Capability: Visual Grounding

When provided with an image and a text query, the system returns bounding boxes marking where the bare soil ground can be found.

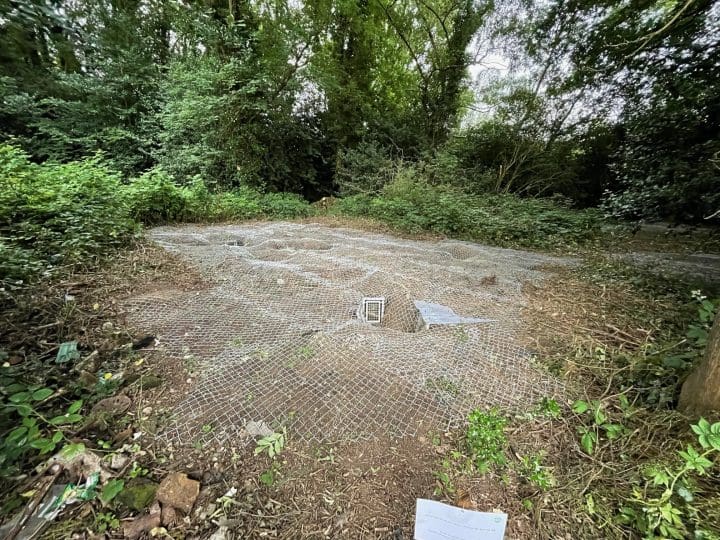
[110,222,568,538]
[17,219,717,540]
[108,224,607,538]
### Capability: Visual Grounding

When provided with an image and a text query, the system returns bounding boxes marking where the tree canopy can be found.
[1,0,718,220]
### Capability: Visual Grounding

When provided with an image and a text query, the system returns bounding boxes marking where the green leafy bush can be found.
[202,189,313,221]
[0,146,314,289]
[180,176,216,221]
[0,385,83,476]
[208,189,264,221]
[331,173,603,249]
[618,418,720,539]
[466,408,507,472]
[122,172,314,223]
[335,140,399,196]
[0,145,136,287]
[259,192,314,219]
[123,167,188,224]
[517,452,556,491]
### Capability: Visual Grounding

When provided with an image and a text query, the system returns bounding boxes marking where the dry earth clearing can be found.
[125,222,567,446]
[90,221,717,539]
[110,221,586,538]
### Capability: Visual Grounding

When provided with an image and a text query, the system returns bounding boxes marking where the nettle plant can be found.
[433,409,509,496]
[687,290,717,348]
[518,452,556,491]
[572,396,630,454]
[254,429,286,459]
[254,428,287,488]
[619,418,720,540]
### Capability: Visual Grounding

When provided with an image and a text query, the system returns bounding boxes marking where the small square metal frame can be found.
[361,297,385,324]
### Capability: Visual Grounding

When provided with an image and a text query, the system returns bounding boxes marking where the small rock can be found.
[156,473,200,514]
[202,471,224,484]
[91,395,132,416]
[110,453,130,471]
[455,492,477,510]
[131,335,156,350]
[117,481,159,512]
[161,504,178,527]
[142,407,153,416]
[113,427,133,445]
[208,526,231,540]
[102,322,114,331]
[78,370,97,390]
[123,502,161,539]
[123,373,140,385]
[245,420,274,438]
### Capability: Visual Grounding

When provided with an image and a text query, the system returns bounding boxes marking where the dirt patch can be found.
[15,223,697,540]
[94,223,586,539]
[123,222,568,446]
[12,221,716,540]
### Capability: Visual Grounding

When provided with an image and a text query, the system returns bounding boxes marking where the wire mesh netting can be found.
[124,222,571,446]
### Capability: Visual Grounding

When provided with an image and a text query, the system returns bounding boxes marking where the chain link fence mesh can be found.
[124,222,570,446]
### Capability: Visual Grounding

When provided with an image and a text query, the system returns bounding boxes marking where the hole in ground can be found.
[380,295,421,333]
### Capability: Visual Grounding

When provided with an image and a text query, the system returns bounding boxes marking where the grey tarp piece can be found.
[124,222,572,445]
[414,300,496,328]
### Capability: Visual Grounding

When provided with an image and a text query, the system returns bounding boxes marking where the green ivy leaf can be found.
[99,479,124,505]
[649,467,670,486]
[706,433,720,451]
[39,442,56,455]
[581,432,596,454]
[604,423,624,440]
[594,407,606,426]
[59,442,86,459]
[572,400,588,414]
[31,388,54,401]
[7,427,28,445]
[29,438,51,450]
[5,383,26,394]
[9,392,31,403]
[67,400,83,414]
[259,469,275,486]
[49,413,83,425]
[14,403,32,417]
[662,356,686,368]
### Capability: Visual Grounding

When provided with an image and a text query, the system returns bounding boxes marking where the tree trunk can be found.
[679,314,720,413]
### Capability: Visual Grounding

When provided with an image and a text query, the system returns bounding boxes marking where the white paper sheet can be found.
[414,499,507,540]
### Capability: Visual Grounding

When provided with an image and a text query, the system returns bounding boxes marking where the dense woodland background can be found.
[1,0,718,222]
